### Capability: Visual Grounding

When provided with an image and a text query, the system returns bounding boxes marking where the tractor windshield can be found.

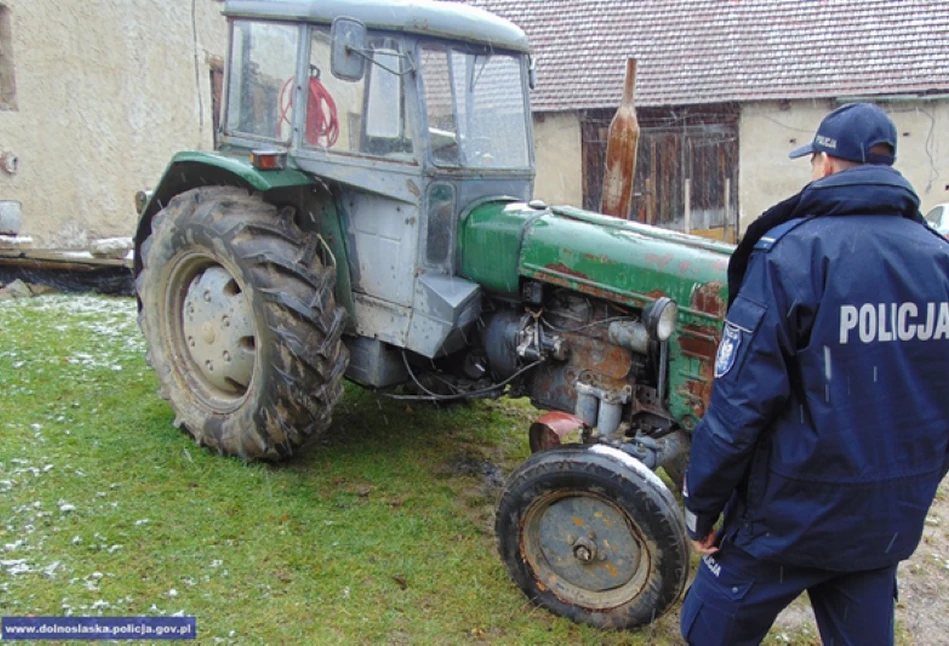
[421,47,531,170]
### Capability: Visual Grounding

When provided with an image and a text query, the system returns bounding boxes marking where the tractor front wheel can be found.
[495,444,689,629]
[137,187,348,460]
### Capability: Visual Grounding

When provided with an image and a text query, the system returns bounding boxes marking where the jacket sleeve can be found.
[684,250,801,540]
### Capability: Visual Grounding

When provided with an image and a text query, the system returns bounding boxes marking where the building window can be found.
[0,5,15,111]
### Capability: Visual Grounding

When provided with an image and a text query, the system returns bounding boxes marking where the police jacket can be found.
[685,164,949,571]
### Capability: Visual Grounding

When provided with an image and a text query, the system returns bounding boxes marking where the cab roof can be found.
[222,0,531,53]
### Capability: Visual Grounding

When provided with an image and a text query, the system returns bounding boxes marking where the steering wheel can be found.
[278,76,340,147]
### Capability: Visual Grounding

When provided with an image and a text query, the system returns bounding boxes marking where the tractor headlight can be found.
[645,297,677,342]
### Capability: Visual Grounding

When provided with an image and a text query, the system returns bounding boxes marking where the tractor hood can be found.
[459,200,732,325]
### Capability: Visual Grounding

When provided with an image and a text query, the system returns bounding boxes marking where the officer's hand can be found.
[691,529,719,555]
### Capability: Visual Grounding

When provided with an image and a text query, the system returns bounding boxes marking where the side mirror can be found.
[330,17,366,81]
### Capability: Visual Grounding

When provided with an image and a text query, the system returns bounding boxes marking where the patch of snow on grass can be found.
[1,559,32,575]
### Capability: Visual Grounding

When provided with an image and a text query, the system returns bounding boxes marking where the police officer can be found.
[679,102,949,645]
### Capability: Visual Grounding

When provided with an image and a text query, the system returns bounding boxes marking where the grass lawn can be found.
[0,294,688,645]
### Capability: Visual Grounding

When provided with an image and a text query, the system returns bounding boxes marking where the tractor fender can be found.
[133,151,355,319]
[133,151,313,275]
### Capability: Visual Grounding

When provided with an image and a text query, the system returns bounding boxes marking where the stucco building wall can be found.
[739,100,949,231]
[530,100,949,235]
[532,111,583,208]
[7,0,946,247]
[0,0,227,248]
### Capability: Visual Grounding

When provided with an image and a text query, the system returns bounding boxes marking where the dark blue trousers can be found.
[680,541,898,646]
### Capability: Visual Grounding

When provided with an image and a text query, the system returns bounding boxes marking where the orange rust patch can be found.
[605,562,619,577]
[545,262,588,280]
[522,269,648,308]
[676,324,721,419]
[572,516,585,527]
[562,332,633,381]
[582,253,611,264]
[678,325,718,360]
[645,253,673,269]
[691,281,727,318]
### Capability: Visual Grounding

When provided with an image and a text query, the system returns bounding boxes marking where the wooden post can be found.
[645,176,656,225]
[684,178,691,234]
[723,178,731,242]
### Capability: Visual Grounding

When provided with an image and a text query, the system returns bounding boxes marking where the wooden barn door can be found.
[582,106,739,242]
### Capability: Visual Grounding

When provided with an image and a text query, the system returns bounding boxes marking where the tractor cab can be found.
[220,0,535,195]
[215,0,535,365]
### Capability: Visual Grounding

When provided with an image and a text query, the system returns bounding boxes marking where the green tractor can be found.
[133,0,731,630]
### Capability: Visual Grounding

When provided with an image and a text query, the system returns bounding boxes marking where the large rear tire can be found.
[495,444,689,630]
[137,186,349,460]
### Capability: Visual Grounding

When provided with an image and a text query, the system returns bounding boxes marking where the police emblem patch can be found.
[714,322,742,378]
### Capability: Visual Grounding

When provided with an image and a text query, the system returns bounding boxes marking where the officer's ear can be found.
[811,152,835,180]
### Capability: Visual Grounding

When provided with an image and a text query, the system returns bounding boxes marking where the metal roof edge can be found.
[223,0,531,53]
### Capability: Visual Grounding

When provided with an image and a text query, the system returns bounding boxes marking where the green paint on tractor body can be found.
[460,199,731,429]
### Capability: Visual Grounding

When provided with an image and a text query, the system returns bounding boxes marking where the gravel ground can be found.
[768,477,949,645]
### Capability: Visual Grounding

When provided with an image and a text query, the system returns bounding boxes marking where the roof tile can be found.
[457,0,949,111]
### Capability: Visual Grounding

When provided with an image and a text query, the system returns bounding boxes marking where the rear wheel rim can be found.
[163,251,257,413]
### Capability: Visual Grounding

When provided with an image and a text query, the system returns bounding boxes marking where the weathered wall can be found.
[9,0,946,248]
[532,111,582,207]
[530,100,949,235]
[739,99,949,231]
[0,0,227,247]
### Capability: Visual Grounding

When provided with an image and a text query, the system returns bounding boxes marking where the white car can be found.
[924,203,949,237]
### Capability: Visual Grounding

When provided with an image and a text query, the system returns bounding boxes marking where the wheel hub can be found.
[181,265,255,396]
[572,536,597,563]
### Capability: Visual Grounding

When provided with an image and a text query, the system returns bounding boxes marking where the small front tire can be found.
[495,444,689,630]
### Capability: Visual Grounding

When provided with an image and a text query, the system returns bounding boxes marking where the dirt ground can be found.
[769,477,949,645]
